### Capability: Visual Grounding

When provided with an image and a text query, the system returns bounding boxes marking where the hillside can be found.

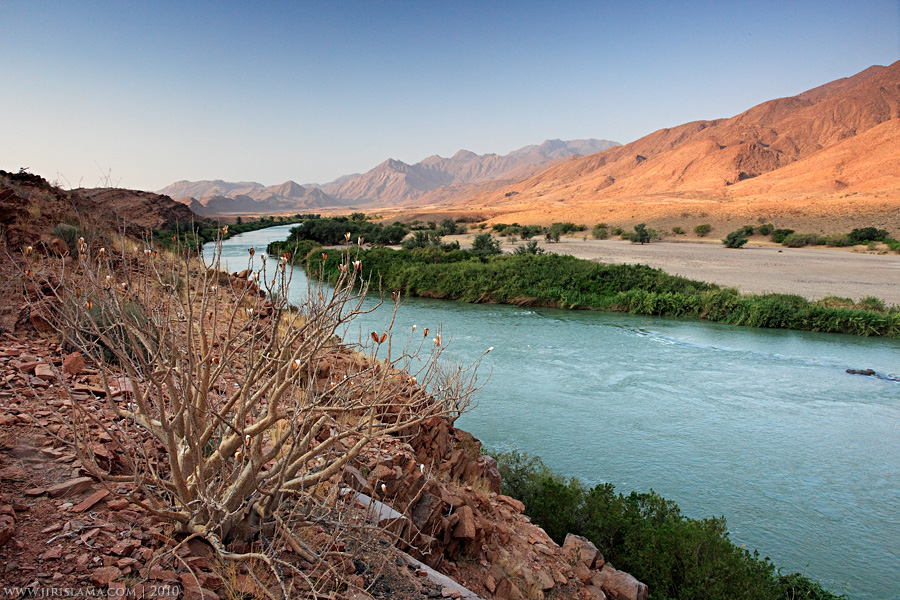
[412,61,900,235]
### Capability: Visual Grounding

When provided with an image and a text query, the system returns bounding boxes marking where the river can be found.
[208,225,900,600]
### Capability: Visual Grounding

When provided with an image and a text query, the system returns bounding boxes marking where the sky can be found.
[1,1,898,192]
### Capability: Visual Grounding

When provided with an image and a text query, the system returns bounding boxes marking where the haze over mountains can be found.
[158,139,619,215]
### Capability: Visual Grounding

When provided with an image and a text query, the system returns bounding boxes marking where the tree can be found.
[470,232,502,259]
[439,218,459,235]
[513,240,545,255]
[723,229,749,248]
[629,223,651,244]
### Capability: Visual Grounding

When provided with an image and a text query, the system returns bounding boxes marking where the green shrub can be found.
[781,233,825,247]
[592,224,610,239]
[694,224,712,237]
[723,230,749,248]
[672,226,685,235]
[513,240,545,255]
[826,234,853,247]
[847,227,889,243]
[757,223,774,236]
[470,232,502,260]
[770,229,795,244]
[491,451,846,600]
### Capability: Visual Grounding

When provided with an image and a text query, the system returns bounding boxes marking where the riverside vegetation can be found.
[268,219,900,338]
[491,451,846,600]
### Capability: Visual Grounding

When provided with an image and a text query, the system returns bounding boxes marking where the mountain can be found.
[157,139,619,214]
[158,180,345,216]
[320,139,619,204]
[431,60,900,233]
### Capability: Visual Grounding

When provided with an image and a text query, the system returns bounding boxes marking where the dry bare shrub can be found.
[21,230,485,596]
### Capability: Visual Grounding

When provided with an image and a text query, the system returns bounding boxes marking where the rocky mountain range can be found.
[428,60,900,231]
[157,139,619,215]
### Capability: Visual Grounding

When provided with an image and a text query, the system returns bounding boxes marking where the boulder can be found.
[563,533,603,569]
[63,352,85,375]
[451,505,476,540]
[591,565,648,600]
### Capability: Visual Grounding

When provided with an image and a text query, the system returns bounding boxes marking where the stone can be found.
[591,565,648,600]
[497,494,525,513]
[41,546,63,560]
[148,564,178,580]
[451,505,476,540]
[110,539,140,556]
[182,586,220,600]
[586,585,609,600]
[107,498,130,510]
[46,477,94,498]
[48,237,70,257]
[563,533,603,569]
[0,513,14,548]
[34,363,55,381]
[440,587,461,598]
[72,489,109,512]
[63,352,85,375]
[90,566,122,586]
[536,569,555,590]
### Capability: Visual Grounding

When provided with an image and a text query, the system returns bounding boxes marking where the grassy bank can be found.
[492,450,846,600]
[272,240,900,337]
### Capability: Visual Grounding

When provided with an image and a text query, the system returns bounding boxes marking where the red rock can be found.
[90,565,122,586]
[46,477,94,498]
[107,498,130,510]
[451,505,476,540]
[182,586,220,600]
[497,494,525,513]
[535,569,555,590]
[41,546,63,560]
[591,565,648,600]
[110,539,139,556]
[24,487,46,497]
[564,533,603,569]
[63,352,85,375]
[0,513,14,548]
[72,489,109,512]
[148,564,178,580]
[440,587,461,598]
[34,363,55,381]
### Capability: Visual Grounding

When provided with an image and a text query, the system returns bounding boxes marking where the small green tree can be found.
[513,240,545,255]
[630,223,651,244]
[439,218,459,235]
[470,232,502,259]
[723,230,749,248]
[592,224,610,239]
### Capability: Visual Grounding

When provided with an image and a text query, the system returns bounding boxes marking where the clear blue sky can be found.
[2,1,898,192]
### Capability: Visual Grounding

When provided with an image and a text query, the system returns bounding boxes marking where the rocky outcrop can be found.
[339,413,649,599]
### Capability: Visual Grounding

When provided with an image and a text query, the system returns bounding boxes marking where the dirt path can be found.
[448,235,900,305]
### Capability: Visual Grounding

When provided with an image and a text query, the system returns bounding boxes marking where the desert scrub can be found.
[21,230,485,596]
[491,450,847,600]
[694,223,712,237]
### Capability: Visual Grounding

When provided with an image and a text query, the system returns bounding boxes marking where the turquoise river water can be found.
[209,225,900,599]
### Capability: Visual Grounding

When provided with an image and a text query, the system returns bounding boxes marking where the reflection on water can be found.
[209,226,900,600]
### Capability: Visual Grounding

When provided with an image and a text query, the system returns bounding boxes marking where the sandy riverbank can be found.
[444,234,900,306]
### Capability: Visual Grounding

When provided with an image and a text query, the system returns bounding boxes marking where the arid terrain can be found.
[446,234,900,305]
